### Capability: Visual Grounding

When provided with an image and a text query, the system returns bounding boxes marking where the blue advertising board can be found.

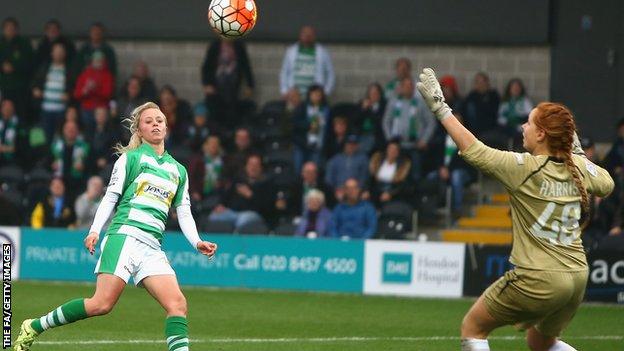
[19,229,364,293]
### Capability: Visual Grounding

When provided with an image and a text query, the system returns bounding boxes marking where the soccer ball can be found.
[207,0,257,38]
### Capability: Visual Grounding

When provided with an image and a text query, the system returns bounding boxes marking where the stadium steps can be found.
[474,205,510,217]
[440,229,512,245]
[490,193,510,204]
[457,217,511,229]
[439,187,512,244]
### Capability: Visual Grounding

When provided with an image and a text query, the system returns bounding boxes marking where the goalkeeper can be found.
[417,68,613,351]
[14,102,217,351]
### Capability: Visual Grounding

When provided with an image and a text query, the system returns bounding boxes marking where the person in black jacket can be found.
[460,72,500,141]
[209,154,276,230]
[287,161,334,217]
[355,82,387,154]
[34,19,76,68]
[201,38,255,130]
[427,119,477,216]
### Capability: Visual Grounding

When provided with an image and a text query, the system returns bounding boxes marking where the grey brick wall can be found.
[111,40,550,107]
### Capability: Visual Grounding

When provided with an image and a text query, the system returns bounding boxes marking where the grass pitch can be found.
[11,281,624,350]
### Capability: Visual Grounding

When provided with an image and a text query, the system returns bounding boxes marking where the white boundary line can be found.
[36,335,624,345]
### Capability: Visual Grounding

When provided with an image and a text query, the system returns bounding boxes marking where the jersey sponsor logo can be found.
[538,179,579,198]
[136,182,174,206]
[514,153,525,165]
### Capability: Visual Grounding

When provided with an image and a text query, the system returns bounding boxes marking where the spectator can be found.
[384,57,412,101]
[0,17,34,119]
[289,161,333,217]
[90,107,119,174]
[323,115,348,160]
[74,175,105,229]
[293,84,330,173]
[295,189,332,238]
[223,127,256,180]
[75,22,117,77]
[280,25,335,97]
[355,82,387,154]
[63,104,80,125]
[159,85,192,147]
[186,102,218,151]
[604,118,624,176]
[382,77,435,180]
[50,120,90,202]
[460,72,500,139]
[329,178,377,239]
[32,42,73,143]
[202,38,255,129]
[115,76,148,123]
[427,117,477,216]
[427,75,463,175]
[278,88,301,137]
[0,186,21,225]
[30,177,76,229]
[34,19,76,68]
[73,51,114,139]
[0,99,19,165]
[369,140,411,206]
[188,135,224,202]
[121,60,157,101]
[498,78,533,148]
[325,135,369,197]
[210,154,276,231]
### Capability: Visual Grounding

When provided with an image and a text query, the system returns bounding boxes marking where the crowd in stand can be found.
[1,17,623,249]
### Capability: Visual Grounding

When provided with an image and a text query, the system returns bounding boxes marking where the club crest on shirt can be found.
[585,159,598,177]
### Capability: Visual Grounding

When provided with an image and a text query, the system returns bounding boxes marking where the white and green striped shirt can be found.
[42,64,66,112]
[106,143,190,248]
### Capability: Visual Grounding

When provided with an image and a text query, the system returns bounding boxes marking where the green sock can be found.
[30,298,88,334]
[165,316,189,351]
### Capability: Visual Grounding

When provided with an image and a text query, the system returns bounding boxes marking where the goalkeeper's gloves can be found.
[416,68,453,121]
[571,132,586,158]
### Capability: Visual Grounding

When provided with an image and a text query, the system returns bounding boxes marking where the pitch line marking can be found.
[36,335,624,345]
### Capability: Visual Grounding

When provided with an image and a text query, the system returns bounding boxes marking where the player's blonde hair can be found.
[533,102,589,226]
[114,102,163,154]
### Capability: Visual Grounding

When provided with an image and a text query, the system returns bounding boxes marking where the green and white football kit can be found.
[14,143,203,351]
[91,143,199,285]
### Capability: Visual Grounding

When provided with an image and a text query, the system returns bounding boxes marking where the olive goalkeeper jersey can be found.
[461,141,614,271]
[105,143,191,248]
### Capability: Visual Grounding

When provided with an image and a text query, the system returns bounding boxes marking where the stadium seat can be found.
[381,201,414,223]
[376,215,410,240]
[1,188,24,209]
[330,102,359,121]
[26,167,52,183]
[261,100,286,116]
[236,219,269,235]
[199,218,235,234]
[0,165,25,189]
[273,222,297,236]
[269,165,297,189]
[265,149,293,166]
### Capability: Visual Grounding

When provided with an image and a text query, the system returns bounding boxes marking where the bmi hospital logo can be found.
[382,253,412,284]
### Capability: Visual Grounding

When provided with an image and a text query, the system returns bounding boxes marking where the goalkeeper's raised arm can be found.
[416,68,477,152]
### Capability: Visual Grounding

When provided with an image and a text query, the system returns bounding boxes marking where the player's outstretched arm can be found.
[416,68,477,152]
[176,204,217,258]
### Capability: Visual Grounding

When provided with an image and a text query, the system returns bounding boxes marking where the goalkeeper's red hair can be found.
[532,102,589,225]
